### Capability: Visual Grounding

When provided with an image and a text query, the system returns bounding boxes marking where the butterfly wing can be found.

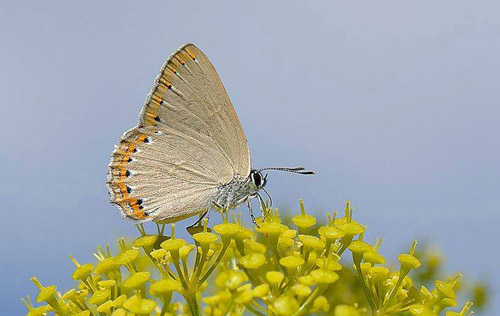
[107,43,251,222]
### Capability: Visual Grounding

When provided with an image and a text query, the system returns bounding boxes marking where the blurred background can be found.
[1,1,498,314]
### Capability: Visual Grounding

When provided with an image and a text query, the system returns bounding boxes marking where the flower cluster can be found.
[24,200,475,316]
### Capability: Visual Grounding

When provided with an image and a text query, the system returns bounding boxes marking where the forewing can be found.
[140,43,251,178]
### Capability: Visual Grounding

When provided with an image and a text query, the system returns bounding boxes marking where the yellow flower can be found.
[150,278,182,295]
[266,271,285,285]
[161,236,186,252]
[115,249,139,265]
[123,295,156,314]
[279,255,305,270]
[310,269,339,284]
[272,294,300,316]
[312,295,330,313]
[239,253,266,269]
[68,255,93,281]
[88,289,110,305]
[292,284,312,297]
[133,234,158,249]
[292,199,316,231]
[23,200,480,316]
[398,241,421,270]
[253,284,270,298]
[123,271,150,289]
[98,279,116,289]
[334,305,361,316]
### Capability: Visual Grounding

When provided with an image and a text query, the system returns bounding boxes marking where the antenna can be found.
[257,166,315,175]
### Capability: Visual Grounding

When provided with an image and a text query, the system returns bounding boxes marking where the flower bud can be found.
[364,250,385,265]
[115,249,140,266]
[239,253,266,269]
[279,256,305,270]
[292,199,316,232]
[234,287,253,304]
[313,295,330,313]
[226,271,247,290]
[272,294,299,316]
[408,304,435,316]
[160,231,186,252]
[30,277,57,303]
[133,234,158,249]
[266,271,285,285]
[150,248,166,260]
[123,271,150,289]
[111,308,127,316]
[291,284,311,297]
[310,269,339,284]
[150,278,181,296]
[69,255,93,281]
[123,295,156,314]
[253,284,270,297]
[398,241,421,271]
[333,305,361,316]
[88,289,110,305]
[316,257,342,271]
[96,300,114,313]
[112,295,127,307]
[299,235,325,252]
[98,280,116,289]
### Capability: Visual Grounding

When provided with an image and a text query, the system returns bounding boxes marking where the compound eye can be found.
[252,172,262,187]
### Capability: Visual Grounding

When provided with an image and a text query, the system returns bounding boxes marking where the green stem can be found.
[182,258,190,280]
[172,259,189,290]
[198,241,231,285]
[355,262,376,311]
[82,279,95,294]
[191,247,208,286]
[301,249,311,275]
[324,241,332,258]
[49,302,71,316]
[245,302,266,316]
[336,244,348,256]
[144,250,168,278]
[292,285,324,316]
[241,266,260,286]
[251,300,267,313]
[159,293,172,316]
[382,270,407,313]
[185,295,201,316]
[270,245,285,274]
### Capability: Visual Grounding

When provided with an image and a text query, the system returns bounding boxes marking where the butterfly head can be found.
[250,169,268,190]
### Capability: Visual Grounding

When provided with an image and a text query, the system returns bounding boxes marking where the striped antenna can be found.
[257,166,315,175]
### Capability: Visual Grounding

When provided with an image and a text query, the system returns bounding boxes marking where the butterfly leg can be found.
[257,193,267,222]
[212,200,224,210]
[247,200,260,227]
[186,210,210,234]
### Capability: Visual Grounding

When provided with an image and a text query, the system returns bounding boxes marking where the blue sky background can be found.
[1,1,498,315]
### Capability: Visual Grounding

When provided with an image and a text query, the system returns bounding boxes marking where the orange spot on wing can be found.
[109,133,151,220]
[151,94,163,104]
[166,64,177,74]
[159,77,171,89]
[174,55,186,65]
[184,48,196,60]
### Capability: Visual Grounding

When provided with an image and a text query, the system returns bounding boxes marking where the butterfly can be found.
[107,43,313,225]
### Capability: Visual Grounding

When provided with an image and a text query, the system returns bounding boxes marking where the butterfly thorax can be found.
[213,175,259,210]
